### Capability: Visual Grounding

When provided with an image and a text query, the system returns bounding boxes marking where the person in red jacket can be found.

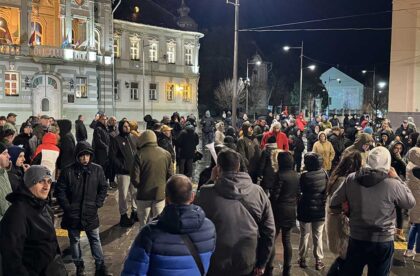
[32,132,60,180]
[296,113,307,132]
[261,122,289,151]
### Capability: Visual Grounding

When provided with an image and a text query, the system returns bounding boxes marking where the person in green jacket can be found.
[0,142,12,221]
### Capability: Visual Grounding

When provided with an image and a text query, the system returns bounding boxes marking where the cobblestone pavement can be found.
[56,148,420,275]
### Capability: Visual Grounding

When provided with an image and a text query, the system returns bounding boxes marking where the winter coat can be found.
[330,118,340,127]
[297,169,328,222]
[92,121,110,168]
[328,133,346,168]
[260,130,289,151]
[7,164,24,192]
[0,168,12,221]
[110,122,136,175]
[107,125,119,138]
[55,141,108,231]
[331,168,415,242]
[214,126,225,145]
[200,116,215,134]
[313,133,335,171]
[296,115,307,131]
[57,119,76,170]
[389,140,407,178]
[0,186,59,275]
[121,204,216,276]
[270,167,300,229]
[325,176,349,259]
[131,130,173,201]
[157,132,176,162]
[196,171,275,275]
[407,147,420,223]
[257,144,279,191]
[75,119,87,142]
[29,124,48,155]
[306,129,319,152]
[395,125,414,151]
[32,133,60,180]
[176,126,199,159]
[343,133,374,166]
[237,135,261,181]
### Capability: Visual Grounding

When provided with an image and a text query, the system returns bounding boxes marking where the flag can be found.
[28,30,35,45]
[61,35,70,48]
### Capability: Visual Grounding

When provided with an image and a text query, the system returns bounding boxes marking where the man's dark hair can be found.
[166,175,193,204]
[78,115,83,120]
[217,149,240,172]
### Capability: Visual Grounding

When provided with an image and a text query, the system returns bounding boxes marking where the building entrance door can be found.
[32,74,61,119]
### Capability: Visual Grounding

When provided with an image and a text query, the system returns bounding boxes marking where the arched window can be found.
[41,98,49,112]
[30,22,42,45]
[94,29,101,54]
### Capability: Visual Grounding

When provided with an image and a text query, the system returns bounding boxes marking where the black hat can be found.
[7,113,17,118]
[0,116,6,121]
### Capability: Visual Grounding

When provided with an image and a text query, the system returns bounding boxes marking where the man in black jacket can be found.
[75,115,88,142]
[328,127,347,170]
[110,121,137,227]
[0,165,62,276]
[55,141,110,276]
[92,114,110,180]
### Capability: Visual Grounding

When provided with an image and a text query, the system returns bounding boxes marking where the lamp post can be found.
[362,66,376,117]
[111,0,122,117]
[227,0,240,128]
[283,41,304,112]
[245,58,262,114]
[374,81,387,117]
[142,41,152,123]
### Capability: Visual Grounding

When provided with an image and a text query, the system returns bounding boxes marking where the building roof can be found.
[320,67,364,87]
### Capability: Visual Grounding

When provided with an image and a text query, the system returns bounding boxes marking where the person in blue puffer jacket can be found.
[121,174,216,276]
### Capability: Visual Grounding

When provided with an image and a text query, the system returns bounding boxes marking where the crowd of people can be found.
[0,109,419,276]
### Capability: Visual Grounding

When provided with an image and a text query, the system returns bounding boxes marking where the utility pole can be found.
[227,0,239,128]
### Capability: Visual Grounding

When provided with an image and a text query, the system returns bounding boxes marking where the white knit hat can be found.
[366,146,391,173]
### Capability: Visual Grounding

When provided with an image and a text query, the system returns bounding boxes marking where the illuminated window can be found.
[149,83,157,100]
[95,29,101,54]
[130,39,140,60]
[72,19,87,48]
[4,71,19,96]
[165,83,174,101]
[75,77,88,98]
[130,82,139,100]
[149,42,158,62]
[114,36,120,58]
[0,17,12,45]
[114,81,120,100]
[185,47,193,65]
[30,22,42,45]
[167,41,176,64]
[182,83,192,102]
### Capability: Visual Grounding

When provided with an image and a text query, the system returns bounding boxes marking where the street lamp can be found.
[362,66,376,116]
[307,65,316,71]
[378,81,387,89]
[111,0,122,117]
[245,57,262,114]
[227,0,240,128]
[283,41,305,112]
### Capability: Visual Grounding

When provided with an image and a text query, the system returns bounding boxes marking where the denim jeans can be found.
[343,238,394,276]
[68,228,104,268]
[407,223,420,252]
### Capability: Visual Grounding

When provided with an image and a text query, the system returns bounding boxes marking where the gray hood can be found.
[214,171,254,200]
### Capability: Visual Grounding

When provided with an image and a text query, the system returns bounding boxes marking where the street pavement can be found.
[55,149,420,275]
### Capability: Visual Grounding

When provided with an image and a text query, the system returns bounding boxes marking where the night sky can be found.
[115,0,393,111]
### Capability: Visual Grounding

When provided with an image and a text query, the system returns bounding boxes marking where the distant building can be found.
[0,0,203,124]
[248,54,270,115]
[388,0,420,125]
[320,67,364,115]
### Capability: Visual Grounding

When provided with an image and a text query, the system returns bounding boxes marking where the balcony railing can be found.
[30,45,63,58]
[0,45,20,56]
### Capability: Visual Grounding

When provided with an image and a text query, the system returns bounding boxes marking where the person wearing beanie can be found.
[0,165,64,275]
[343,133,375,166]
[109,120,137,227]
[363,126,373,135]
[0,143,12,221]
[7,145,29,192]
[131,130,173,228]
[237,121,261,183]
[297,152,328,271]
[330,146,416,275]
[55,141,110,276]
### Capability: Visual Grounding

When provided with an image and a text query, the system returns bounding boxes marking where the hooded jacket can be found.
[343,133,374,166]
[237,123,261,181]
[131,130,173,201]
[92,121,110,168]
[57,119,76,170]
[7,146,25,192]
[110,121,136,175]
[121,204,216,276]
[260,124,289,151]
[0,185,59,275]
[55,141,108,231]
[257,143,279,191]
[407,147,420,223]
[331,147,416,242]
[32,133,60,180]
[312,131,335,171]
[200,111,215,133]
[388,140,406,178]
[176,125,199,159]
[196,172,275,275]
[214,122,225,145]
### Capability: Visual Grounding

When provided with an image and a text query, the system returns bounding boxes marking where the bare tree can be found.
[214,79,246,111]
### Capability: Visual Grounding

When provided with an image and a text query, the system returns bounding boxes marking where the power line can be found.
[241,28,391,32]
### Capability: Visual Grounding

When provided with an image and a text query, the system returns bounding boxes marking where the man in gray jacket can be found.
[331,146,416,276]
[196,149,275,276]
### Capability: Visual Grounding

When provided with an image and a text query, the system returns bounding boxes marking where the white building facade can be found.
[0,0,203,125]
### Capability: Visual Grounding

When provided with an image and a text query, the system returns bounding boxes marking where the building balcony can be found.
[30,45,64,58]
[115,58,200,75]
[0,45,21,56]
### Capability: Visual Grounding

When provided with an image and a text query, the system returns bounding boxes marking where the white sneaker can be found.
[404,249,416,258]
